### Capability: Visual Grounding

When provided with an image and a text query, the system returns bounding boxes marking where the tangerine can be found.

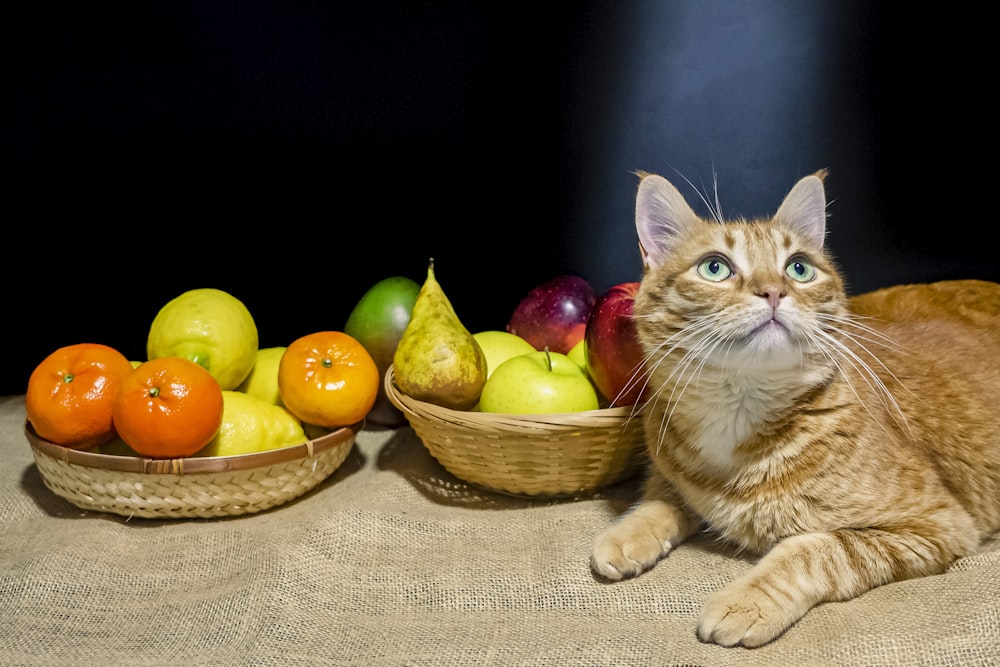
[278,331,379,428]
[112,356,225,458]
[25,343,134,449]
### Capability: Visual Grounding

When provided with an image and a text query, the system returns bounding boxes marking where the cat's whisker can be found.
[617,352,675,422]
[634,336,682,443]
[817,316,920,406]
[646,345,691,454]
[651,326,735,455]
[659,320,726,394]
[640,336,695,453]
[627,312,731,429]
[800,327,873,421]
[687,328,735,387]
[670,166,724,223]
[818,313,912,356]
[717,325,751,373]
[615,362,658,426]
[809,326,912,436]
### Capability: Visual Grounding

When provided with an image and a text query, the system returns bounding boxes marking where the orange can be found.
[278,331,379,428]
[112,356,225,458]
[26,343,134,449]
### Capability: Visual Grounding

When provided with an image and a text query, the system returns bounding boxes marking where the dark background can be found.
[3,2,995,395]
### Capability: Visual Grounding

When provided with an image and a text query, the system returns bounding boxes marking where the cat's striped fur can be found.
[590,170,1000,647]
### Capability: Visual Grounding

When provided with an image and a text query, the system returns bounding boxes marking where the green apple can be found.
[478,349,600,414]
[472,330,536,378]
[567,338,587,370]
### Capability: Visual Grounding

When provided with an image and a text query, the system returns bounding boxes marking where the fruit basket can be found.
[25,419,359,519]
[384,366,646,498]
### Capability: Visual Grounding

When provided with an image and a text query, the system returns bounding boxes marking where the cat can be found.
[590,168,1000,648]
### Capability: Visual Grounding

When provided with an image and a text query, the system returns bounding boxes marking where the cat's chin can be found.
[715,324,806,372]
[747,320,792,346]
[712,351,804,374]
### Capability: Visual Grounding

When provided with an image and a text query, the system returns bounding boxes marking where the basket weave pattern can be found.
[26,421,356,519]
[385,367,646,497]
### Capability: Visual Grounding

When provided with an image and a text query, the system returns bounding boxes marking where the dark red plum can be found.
[506,276,596,355]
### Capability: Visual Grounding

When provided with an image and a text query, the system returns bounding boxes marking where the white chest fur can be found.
[681,369,814,471]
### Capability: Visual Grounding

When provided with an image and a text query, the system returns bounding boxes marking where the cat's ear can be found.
[635,173,700,270]
[774,169,829,248]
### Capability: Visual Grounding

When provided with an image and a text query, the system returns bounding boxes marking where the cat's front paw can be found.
[696,580,807,648]
[590,505,679,580]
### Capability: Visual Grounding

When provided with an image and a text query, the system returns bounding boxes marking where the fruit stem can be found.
[543,346,552,372]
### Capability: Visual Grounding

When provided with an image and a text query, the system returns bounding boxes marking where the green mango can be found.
[344,275,421,426]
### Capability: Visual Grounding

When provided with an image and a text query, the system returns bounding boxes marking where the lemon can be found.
[236,346,286,406]
[196,391,307,457]
[147,288,259,390]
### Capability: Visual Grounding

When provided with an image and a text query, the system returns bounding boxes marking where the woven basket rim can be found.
[24,419,361,475]
[384,365,645,428]
[384,365,646,497]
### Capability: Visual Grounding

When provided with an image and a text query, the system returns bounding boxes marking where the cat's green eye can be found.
[697,256,733,282]
[785,257,816,282]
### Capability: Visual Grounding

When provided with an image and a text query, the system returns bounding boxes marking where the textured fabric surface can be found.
[2,393,998,666]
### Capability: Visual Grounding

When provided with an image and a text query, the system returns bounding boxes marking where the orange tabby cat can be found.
[590,169,1000,647]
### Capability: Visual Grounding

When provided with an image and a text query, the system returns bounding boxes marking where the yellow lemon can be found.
[147,288,259,390]
[236,346,287,406]
[196,391,307,457]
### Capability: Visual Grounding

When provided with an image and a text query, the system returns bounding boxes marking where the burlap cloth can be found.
[2,394,998,666]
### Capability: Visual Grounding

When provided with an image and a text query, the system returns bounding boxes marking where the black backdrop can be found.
[4,2,995,395]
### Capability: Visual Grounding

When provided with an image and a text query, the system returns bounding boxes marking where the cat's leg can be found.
[696,526,963,648]
[591,471,697,580]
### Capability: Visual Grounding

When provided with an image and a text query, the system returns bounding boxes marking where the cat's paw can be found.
[590,512,675,580]
[696,581,806,648]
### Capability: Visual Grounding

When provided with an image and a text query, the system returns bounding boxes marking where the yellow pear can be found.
[392,259,487,410]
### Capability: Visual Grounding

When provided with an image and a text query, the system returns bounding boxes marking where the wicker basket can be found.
[384,366,646,498]
[25,420,359,519]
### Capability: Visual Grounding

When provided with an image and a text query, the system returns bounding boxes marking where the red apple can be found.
[506,275,596,355]
[585,281,648,406]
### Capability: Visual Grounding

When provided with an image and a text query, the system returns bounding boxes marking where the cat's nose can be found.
[756,285,785,310]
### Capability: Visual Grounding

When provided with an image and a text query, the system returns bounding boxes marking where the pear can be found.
[392,259,487,410]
